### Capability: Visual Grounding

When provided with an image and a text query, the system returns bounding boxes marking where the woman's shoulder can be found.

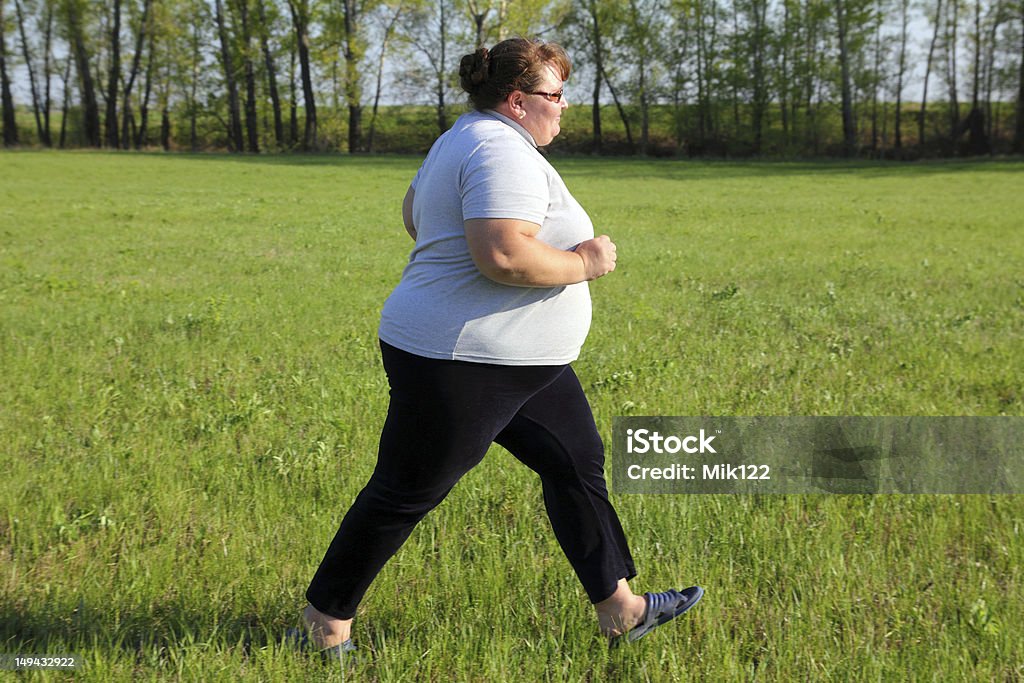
[453,112,534,149]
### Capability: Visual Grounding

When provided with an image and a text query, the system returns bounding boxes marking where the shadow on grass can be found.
[144,150,1024,181]
[551,155,1024,181]
[6,147,1022,180]
[149,151,421,169]
[0,599,298,661]
[0,597,416,667]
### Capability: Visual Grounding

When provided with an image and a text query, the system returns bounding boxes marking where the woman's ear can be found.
[508,92,526,119]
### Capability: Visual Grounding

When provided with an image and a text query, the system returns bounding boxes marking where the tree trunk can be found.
[946,0,960,143]
[121,0,152,149]
[236,0,259,152]
[496,0,510,40]
[639,60,649,155]
[64,0,101,146]
[834,0,856,156]
[161,104,170,150]
[189,13,200,150]
[780,0,791,144]
[812,33,826,154]
[971,0,981,108]
[367,5,402,153]
[591,70,602,154]
[803,0,820,151]
[289,0,316,150]
[982,6,1001,149]
[435,86,446,134]
[256,0,284,148]
[730,0,740,134]
[289,40,298,147]
[670,61,683,153]
[695,0,708,145]
[105,0,121,148]
[343,0,362,153]
[215,0,244,151]
[962,0,988,155]
[637,41,648,154]
[136,17,156,148]
[870,11,881,154]
[435,0,448,134]
[920,0,942,149]
[750,0,768,154]
[894,0,909,149]
[0,0,17,146]
[587,0,603,153]
[670,16,690,153]
[14,0,46,144]
[59,52,72,147]
[600,63,633,149]
[467,0,487,48]
[627,0,653,155]
[1015,2,1024,152]
[155,55,169,150]
[881,99,889,149]
[701,0,721,144]
[42,1,52,144]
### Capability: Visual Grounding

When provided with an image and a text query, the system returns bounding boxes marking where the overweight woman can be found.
[299,38,702,657]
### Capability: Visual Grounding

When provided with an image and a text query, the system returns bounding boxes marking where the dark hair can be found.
[458,38,571,111]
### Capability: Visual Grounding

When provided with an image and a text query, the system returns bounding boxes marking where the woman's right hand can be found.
[574,235,618,281]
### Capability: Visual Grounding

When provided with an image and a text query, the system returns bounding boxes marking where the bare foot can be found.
[594,580,648,639]
[302,603,353,649]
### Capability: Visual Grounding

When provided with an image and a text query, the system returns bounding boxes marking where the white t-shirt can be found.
[378,109,595,366]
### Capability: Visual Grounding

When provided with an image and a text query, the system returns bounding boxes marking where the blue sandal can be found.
[284,627,358,663]
[611,586,704,648]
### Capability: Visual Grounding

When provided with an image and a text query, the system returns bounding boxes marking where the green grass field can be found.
[1,151,1022,681]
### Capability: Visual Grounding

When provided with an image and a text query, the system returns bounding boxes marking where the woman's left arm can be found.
[465,218,617,287]
[402,186,416,240]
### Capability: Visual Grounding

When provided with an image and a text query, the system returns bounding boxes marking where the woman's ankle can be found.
[594,581,647,637]
[302,604,353,648]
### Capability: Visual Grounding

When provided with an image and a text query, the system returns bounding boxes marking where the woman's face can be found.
[518,64,568,146]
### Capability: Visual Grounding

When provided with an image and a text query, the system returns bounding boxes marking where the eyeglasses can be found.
[525,89,565,103]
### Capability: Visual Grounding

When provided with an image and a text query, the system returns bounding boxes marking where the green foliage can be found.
[0,152,1022,680]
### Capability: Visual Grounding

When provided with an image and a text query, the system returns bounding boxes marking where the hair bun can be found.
[459,48,491,94]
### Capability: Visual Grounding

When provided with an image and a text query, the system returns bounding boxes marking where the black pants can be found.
[305,341,636,620]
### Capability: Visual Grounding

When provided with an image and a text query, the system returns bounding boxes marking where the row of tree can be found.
[1,0,1023,156]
